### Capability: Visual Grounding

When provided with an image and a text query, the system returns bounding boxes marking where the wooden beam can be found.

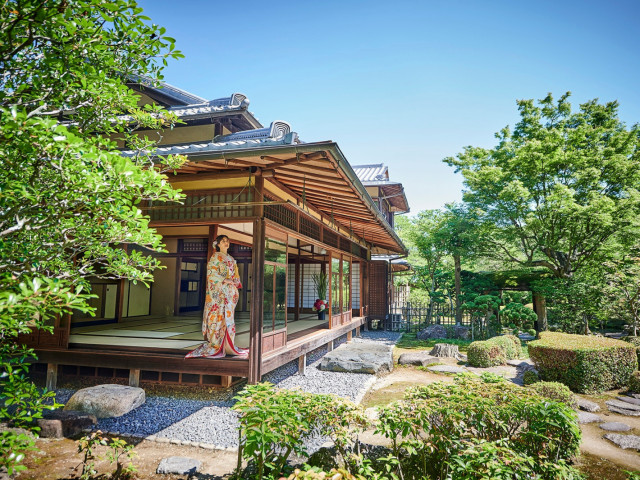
[298,354,306,375]
[172,170,260,183]
[249,218,265,384]
[277,163,338,176]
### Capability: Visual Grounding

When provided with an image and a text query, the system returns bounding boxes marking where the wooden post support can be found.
[356,326,361,337]
[128,368,140,388]
[221,376,233,388]
[248,218,265,385]
[327,339,334,352]
[347,330,353,343]
[298,354,307,376]
[46,363,58,391]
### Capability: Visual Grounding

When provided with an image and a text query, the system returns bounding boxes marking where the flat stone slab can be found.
[606,399,640,412]
[64,384,145,418]
[604,433,640,451]
[427,365,466,374]
[576,397,601,413]
[617,396,640,406]
[578,411,603,424]
[320,343,393,374]
[37,410,97,438]
[157,457,201,475]
[397,351,440,367]
[608,406,640,417]
[599,422,632,432]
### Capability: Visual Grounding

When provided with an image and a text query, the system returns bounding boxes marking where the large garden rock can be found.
[577,411,603,424]
[157,457,201,475]
[64,384,145,418]
[606,399,640,413]
[398,351,439,367]
[37,410,97,438]
[417,324,447,340]
[599,422,632,432]
[604,433,640,451]
[617,395,640,406]
[320,343,393,374]
[576,397,600,413]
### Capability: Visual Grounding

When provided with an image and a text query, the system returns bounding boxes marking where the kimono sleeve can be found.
[233,262,242,289]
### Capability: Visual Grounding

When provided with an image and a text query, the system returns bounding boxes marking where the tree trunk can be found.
[430,343,461,359]
[532,292,547,333]
[454,254,462,325]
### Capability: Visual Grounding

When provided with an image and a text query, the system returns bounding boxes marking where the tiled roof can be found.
[121,121,298,157]
[130,76,208,105]
[352,164,389,183]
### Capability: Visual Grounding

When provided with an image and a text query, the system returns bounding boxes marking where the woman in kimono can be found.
[186,235,247,358]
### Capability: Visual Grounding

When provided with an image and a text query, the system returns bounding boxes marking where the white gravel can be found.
[55,330,402,449]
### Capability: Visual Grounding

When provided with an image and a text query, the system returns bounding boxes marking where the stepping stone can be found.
[427,365,467,374]
[606,399,640,411]
[608,405,640,417]
[320,343,393,374]
[506,359,534,367]
[37,410,97,438]
[599,422,632,432]
[64,384,145,418]
[157,457,201,475]
[576,397,600,413]
[398,352,439,367]
[578,411,603,424]
[604,434,640,451]
[617,396,640,406]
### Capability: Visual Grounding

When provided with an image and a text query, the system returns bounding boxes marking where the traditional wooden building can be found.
[26,82,408,388]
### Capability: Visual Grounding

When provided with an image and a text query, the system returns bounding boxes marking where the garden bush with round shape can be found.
[529,332,638,393]
[628,371,640,394]
[467,335,521,367]
[530,381,577,408]
[522,370,539,386]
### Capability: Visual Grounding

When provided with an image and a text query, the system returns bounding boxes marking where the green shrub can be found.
[377,376,582,480]
[467,334,521,367]
[480,372,507,383]
[530,381,577,408]
[526,328,537,337]
[628,371,640,394]
[529,332,638,394]
[467,341,506,367]
[522,370,539,386]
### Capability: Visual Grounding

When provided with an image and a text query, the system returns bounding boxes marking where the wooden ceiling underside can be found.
[171,148,404,253]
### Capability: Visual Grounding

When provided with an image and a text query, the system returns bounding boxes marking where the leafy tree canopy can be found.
[445,92,640,279]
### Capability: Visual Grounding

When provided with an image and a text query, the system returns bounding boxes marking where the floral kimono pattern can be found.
[185,252,247,358]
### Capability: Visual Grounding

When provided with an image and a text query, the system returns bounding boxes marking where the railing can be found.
[382,301,472,332]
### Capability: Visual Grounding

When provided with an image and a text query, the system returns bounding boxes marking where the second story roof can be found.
[353,163,409,214]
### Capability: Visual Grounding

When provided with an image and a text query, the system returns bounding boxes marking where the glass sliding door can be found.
[263,236,287,334]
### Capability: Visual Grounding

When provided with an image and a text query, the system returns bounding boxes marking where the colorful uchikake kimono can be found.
[185,252,248,358]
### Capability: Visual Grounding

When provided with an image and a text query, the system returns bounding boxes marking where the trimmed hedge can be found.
[530,381,577,408]
[529,332,638,394]
[467,335,521,367]
[629,371,640,394]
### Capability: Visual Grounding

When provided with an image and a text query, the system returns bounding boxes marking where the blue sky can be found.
[137,0,640,214]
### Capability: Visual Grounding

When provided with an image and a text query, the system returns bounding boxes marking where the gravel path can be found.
[55,330,402,449]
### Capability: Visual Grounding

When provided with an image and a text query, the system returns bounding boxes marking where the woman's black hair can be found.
[213,234,229,252]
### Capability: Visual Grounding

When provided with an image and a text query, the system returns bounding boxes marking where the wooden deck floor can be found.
[69,313,326,350]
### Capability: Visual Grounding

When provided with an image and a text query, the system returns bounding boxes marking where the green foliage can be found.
[75,430,137,480]
[232,383,368,479]
[376,376,582,479]
[526,328,537,337]
[396,333,472,353]
[530,381,577,408]
[501,302,537,330]
[0,1,185,473]
[467,335,521,367]
[529,332,638,393]
[312,273,328,300]
[467,341,506,367]
[522,371,540,386]
[444,92,640,280]
[479,372,506,383]
[628,371,640,394]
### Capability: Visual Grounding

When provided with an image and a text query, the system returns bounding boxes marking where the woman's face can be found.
[218,236,230,251]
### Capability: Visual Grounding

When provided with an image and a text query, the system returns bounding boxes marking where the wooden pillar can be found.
[298,354,306,375]
[46,363,58,391]
[327,339,334,352]
[356,326,361,337]
[129,368,140,387]
[294,255,300,322]
[347,330,353,343]
[248,218,265,384]
[221,376,232,388]
[207,225,218,262]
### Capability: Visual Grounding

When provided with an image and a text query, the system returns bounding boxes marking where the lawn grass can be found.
[396,333,473,353]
